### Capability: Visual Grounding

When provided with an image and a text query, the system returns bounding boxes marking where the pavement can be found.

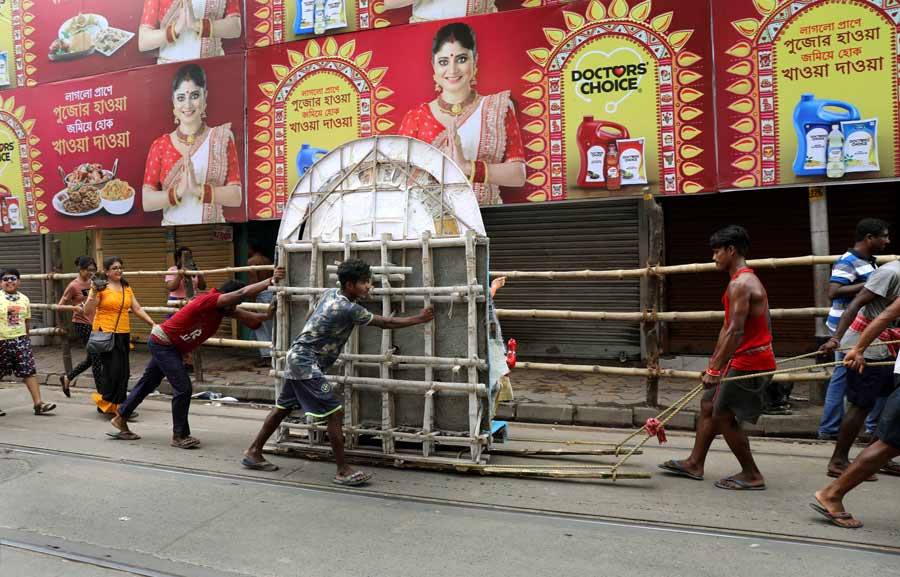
[24,343,834,437]
[0,385,898,577]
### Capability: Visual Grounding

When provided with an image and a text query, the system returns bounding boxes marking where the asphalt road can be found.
[1,385,899,577]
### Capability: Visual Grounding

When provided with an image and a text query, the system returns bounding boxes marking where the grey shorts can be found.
[276,376,342,418]
[702,369,772,425]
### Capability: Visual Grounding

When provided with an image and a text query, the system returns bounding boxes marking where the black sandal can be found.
[0,408,6,417]
[59,375,71,398]
[34,402,56,415]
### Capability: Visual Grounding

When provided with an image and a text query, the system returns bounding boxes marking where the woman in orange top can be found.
[83,257,156,415]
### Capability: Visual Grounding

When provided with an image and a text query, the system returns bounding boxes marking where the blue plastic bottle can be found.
[792,94,860,176]
[296,143,329,178]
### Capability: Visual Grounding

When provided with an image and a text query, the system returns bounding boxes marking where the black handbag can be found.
[86,289,126,355]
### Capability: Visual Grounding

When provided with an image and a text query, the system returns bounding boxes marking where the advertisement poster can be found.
[247,0,559,48]
[715,0,899,189]
[247,0,715,219]
[0,53,245,234]
[1,0,244,89]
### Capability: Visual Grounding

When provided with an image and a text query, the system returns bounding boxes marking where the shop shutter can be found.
[662,189,814,356]
[171,224,235,339]
[101,227,170,338]
[482,199,642,361]
[0,235,47,327]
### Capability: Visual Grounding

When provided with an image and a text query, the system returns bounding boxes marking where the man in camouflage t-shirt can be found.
[242,259,434,486]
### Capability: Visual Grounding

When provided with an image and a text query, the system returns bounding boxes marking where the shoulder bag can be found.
[86,289,126,355]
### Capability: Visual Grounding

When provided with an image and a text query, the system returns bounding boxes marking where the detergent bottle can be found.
[792,94,859,176]
[576,117,629,188]
[296,144,329,178]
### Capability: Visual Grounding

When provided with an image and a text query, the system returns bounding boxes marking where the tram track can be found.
[2,441,899,562]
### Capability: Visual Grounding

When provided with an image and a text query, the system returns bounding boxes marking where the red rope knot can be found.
[506,338,517,369]
[644,417,668,444]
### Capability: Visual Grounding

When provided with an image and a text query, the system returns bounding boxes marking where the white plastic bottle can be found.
[826,124,845,179]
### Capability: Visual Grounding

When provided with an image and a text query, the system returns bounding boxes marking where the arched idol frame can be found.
[277,135,486,244]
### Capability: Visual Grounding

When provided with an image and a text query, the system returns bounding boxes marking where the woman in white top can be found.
[138,0,242,64]
[383,0,496,23]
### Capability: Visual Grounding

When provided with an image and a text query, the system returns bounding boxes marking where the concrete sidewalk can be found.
[19,343,829,437]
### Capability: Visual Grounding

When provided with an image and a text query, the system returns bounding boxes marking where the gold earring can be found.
[471,68,478,86]
[434,83,441,92]
[201,110,207,119]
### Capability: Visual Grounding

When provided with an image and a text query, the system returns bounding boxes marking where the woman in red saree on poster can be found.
[398,22,525,205]
[383,0,496,23]
[142,64,242,226]
[138,0,241,64]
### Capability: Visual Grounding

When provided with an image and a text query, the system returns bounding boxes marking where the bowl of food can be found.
[53,185,102,217]
[99,179,134,215]
[62,162,114,191]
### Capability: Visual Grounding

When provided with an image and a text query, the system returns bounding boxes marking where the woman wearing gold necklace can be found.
[142,63,242,225]
[398,22,526,205]
[383,0,497,23]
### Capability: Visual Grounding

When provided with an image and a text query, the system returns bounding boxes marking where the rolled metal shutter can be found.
[170,224,235,339]
[482,199,641,361]
[0,235,47,327]
[101,227,170,338]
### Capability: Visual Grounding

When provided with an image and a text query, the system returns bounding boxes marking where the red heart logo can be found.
[613,66,626,77]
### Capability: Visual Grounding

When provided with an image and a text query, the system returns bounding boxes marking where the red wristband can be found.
[472,160,487,184]
[201,18,212,38]
[166,23,178,44]
[202,184,213,204]
[705,366,721,377]
[167,187,179,207]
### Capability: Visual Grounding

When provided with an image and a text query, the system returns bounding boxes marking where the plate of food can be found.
[58,13,108,40]
[99,179,135,215]
[94,27,134,57]
[53,187,102,217]
[49,36,96,61]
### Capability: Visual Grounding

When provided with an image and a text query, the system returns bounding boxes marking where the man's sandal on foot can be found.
[0,408,5,417]
[879,461,900,477]
[333,471,372,487]
[33,402,56,415]
[810,501,863,528]
[171,437,201,449]
[714,477,766,491]
[657,460,703,480]
[106,430,140,440]
[59,375,71,398]
[241,456,279,471]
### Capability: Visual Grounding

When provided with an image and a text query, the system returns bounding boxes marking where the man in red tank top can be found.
[108,267,285,448]
[659,226,774,491]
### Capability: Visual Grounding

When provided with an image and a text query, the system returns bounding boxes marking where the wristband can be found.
[705,366,721,377]
[202,184,213,204]
[467,160,475,183]
[166,23,179,44]
[471,160,487,184]
[483,161,490,185]
[167,187,180,207]
[201,18,212,38]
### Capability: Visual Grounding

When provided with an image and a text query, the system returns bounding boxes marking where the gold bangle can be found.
[484,162,490,185]
[468,160,475,183]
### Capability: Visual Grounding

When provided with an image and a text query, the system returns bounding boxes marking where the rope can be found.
[609,351,900,476]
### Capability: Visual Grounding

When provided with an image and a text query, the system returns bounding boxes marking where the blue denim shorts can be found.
[276,376,342,418]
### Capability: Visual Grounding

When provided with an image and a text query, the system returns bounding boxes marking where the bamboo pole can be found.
[514,361,829,382]
[19,264,276,281]
[274,285,484,296]
[325,265,412,274]
[421,230,436,458]
[340,352,485,369]
[343,234,360,449]
[464,230,481,462]
[379,233,396,455]
[490,254,900,280]
[28,328,66,336]
[281,236,471,252]
[495,307,829,322]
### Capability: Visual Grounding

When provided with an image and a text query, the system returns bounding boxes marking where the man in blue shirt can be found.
[241,259,434,486]
[818,218,890,440]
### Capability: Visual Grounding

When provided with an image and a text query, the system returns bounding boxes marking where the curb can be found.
[35,375,823,438]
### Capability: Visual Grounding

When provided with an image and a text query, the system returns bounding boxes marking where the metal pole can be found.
[808,186,830,405]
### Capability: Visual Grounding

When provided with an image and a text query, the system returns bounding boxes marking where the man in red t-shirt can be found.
[108,267,284,448]
[658,226,774,491]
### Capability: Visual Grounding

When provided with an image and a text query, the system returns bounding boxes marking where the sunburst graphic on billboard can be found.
[722,0,900,188]
[4,0,38,87]
[252,37,394,218]
[0,94,43,233]
[522,0,706,200]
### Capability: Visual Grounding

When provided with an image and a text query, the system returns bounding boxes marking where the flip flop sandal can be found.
[59,375,71,398]
[106,430,141,440]
[0,408,6,417]
[171,437,201,449]
[33,402,56,415]
[879,461,900,477]
[333,471,372,487]
[714,477,766,491]
[809,502,863,529]
[241,457,279,471]
[657,460,704,481]
[827,468,877,482]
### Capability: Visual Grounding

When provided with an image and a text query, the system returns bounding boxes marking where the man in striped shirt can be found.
[818,218,890,440]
